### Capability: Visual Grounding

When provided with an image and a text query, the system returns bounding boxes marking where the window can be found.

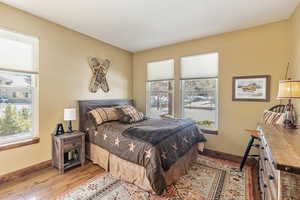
[146,59,174,117]
[181,52,218,132]
[0,28,39,146]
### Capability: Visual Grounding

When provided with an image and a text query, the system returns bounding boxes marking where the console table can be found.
[258,124,300,200]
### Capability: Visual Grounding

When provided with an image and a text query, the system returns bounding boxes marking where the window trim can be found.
[180,52,219,132]
[0,137,40,152]
[146,58,175,117]
[0,27,39,147]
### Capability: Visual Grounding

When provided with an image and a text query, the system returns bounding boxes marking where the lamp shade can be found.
[277,80,300,99]
[64,108,76,121]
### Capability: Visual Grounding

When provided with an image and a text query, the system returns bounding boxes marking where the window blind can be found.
[0,28,39,73]
[181,52,218,79]
[147,59,174,81]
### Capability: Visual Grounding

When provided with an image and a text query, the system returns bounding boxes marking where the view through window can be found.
[146,59,174,117]
[181,53,218,131]
[147,80,174,117]
[0,28,39,145]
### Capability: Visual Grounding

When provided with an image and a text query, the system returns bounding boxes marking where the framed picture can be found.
[232,75,270,102]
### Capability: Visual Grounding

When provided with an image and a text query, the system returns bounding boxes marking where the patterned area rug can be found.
[56,155,253,200]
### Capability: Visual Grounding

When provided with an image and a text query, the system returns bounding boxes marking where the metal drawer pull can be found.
[264,157,268,161]
[285,167,290,171]
[269,175,274,180]
[264,184,267,188]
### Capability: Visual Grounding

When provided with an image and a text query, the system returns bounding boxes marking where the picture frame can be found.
[232,75,270,102]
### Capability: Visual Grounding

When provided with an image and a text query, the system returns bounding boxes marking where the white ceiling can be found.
[1,0,300,52]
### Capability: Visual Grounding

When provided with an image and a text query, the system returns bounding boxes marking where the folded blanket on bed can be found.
[122,118,195,144]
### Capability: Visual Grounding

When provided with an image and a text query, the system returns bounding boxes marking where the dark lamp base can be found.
[284,124,297,129]
[67,120,73,133]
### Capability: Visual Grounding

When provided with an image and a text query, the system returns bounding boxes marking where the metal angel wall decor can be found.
[88,57,111,93]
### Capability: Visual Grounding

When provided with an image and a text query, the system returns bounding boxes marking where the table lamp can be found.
[277,80,300,129]
[64,108,76,133]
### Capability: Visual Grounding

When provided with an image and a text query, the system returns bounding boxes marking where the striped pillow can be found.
[263,110,283,125]
[118,105,144,123]
[89,107,120,125]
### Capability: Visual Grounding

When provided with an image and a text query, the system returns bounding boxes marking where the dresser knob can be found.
[269,175,274,180]
[264,184,267,188]
[285,167,290,171]
[264,157,268,161]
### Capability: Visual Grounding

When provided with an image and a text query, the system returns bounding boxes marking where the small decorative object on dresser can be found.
[277,79,300,129]
[52,131,85,174]
[54,123,64,136]
[64,108,76,133]
[232,75,270,102]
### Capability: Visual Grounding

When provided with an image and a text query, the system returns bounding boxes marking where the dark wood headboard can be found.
[78,99,134,132]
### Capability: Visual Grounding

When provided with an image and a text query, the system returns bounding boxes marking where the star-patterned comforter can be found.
[85,118,206,194]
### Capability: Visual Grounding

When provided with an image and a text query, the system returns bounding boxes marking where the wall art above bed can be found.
[232,75,270,102]
[88,57,111,93]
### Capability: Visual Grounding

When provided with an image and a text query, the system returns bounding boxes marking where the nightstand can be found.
[52,131,85,174]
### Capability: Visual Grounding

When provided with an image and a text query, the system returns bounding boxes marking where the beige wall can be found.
[290,4,300,118]
[133,21,290,156]
[0,2,296,176]
[0,3,132,176]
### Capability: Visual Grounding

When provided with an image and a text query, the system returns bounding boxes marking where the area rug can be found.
[56,155,253,200]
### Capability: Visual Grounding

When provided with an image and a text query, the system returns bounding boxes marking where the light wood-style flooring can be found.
[0,163,104,200]
[0,157,259,200]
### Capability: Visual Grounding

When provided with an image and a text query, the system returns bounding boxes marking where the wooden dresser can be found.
[258,124,300,200]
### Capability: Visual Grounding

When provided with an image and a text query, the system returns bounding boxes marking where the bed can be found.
[79,99,206,194]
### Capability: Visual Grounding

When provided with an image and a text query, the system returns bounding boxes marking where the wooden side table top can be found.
[52,131,85,139]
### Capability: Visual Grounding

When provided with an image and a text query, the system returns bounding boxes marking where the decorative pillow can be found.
[263,110,283,125]
[117,105,144,123]
[119,114,132,124]
[276,113,285,125]
[89,107,120,125]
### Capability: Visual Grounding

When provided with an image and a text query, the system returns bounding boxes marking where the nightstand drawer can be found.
[64,137,82,152]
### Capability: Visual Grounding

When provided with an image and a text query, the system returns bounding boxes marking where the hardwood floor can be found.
[0,158,260,200]
[0,162,105,200]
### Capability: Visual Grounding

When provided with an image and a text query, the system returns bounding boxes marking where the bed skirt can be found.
[87,142,204,193]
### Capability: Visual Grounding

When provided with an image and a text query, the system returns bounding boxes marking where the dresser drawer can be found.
[259,165,266,199]
[63,137,82,152]
[260,171,276,200]
[259,135,278,180]
[259,143,278,200]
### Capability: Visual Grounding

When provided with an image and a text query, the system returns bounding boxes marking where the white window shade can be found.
[0,28,39,73]
[181,52,218,79]
[147,59,174,81]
